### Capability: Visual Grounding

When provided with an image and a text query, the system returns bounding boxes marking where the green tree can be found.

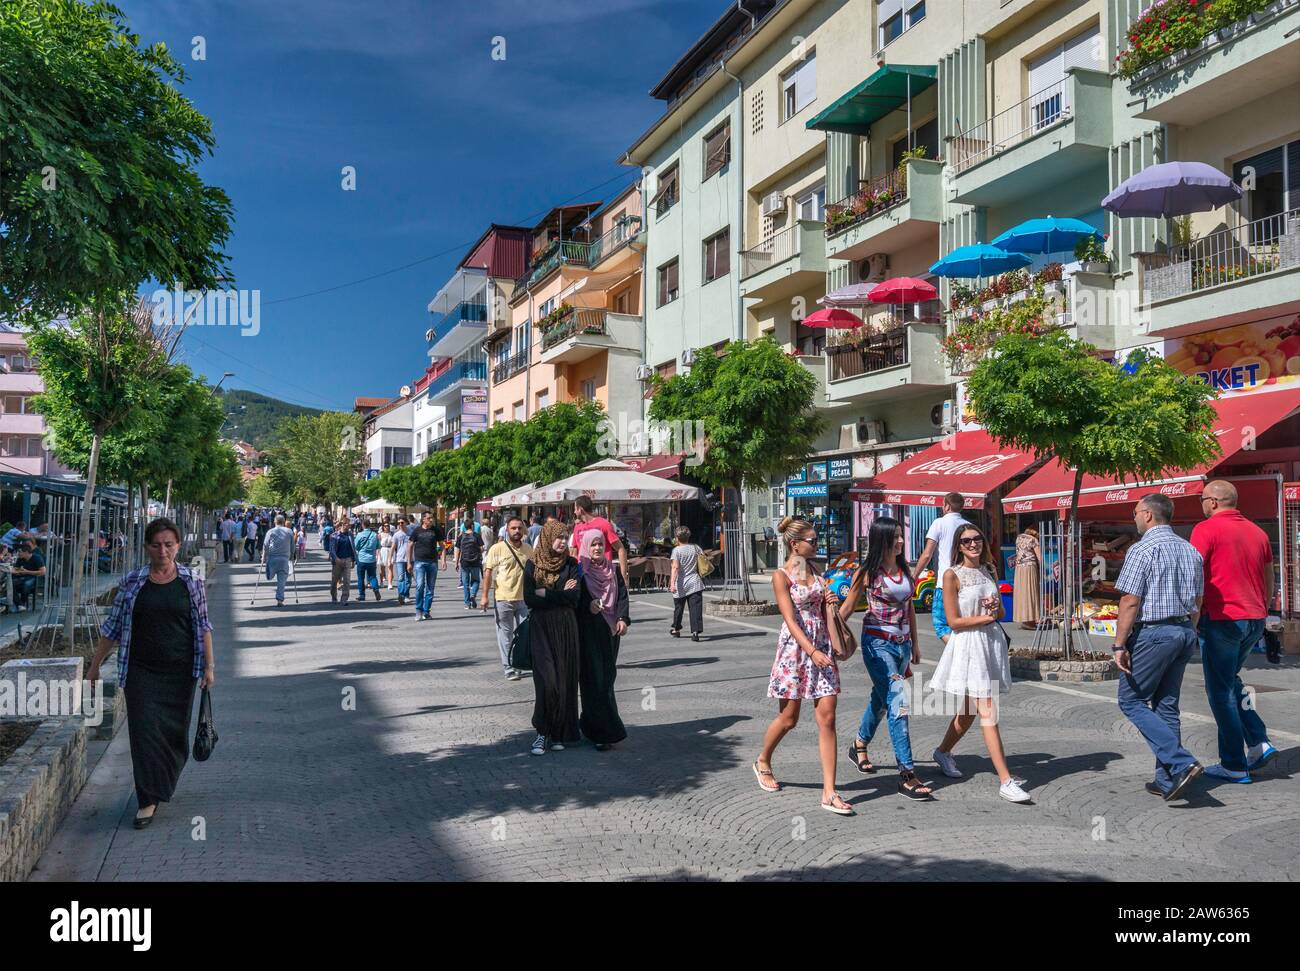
[0,0,233,320]
[649,338,823,601]
[516,400,606,486]
[967,333,1219,655]
[245,472,287,509]
[30,296,181,640]
[269,412,364,507]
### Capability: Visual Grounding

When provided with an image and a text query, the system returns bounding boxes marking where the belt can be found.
[1136,616,1191,626]
[862,627,910,644]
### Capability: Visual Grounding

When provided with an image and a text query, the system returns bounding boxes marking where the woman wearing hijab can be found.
[523,518,582,756]
[576,530,630,750]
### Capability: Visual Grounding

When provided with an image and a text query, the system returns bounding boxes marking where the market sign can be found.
[787,483,828,499]
[1164,314,1300,394]
[828,458,853,481]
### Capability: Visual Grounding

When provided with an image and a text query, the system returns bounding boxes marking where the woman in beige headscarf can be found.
[522,519,582,756]
[1012,525,1041,630]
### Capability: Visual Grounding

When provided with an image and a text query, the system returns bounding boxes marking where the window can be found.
[1028,24,1101,126]
[613,288,631,314]
[535,389,550,411]
[581,379,596,401]
[2,395,29,415]
[703,228,731,284]
[796,184,826,222]
[781,52,816,122]
[493,408,504,425]
[703,121,731,180]
[383,447,412,467]
[657,259,680,306]
[539,296,556,318]
[877,0,925,48]
[513,401,525,422]
[891,116,940,168]
[653,163,680,216]
[494,339,510,366]
[514,321,531,358]
[1233,139,1299,226]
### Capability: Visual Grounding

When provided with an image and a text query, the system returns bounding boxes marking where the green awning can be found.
[806,64,937,136]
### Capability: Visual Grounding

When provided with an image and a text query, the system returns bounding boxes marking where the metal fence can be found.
[1142,207,1300,302]
[740,223,802,279]
[1027,515,1099,656]
[951,78,1071,174]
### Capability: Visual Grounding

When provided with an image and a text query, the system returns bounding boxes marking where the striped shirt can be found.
[1114,525,1203,622]
[100,564,212,687]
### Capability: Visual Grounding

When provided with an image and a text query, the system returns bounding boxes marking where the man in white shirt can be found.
[913,492,973,641]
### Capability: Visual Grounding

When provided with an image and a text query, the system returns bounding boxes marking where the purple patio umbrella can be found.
[818,282,876,308]
[1101,161,1242,218]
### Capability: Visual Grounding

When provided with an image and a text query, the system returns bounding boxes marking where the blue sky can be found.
[119,0,718,412]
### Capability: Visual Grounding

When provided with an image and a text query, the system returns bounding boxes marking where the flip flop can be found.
[752,760,780,792]
[821,793,855,815]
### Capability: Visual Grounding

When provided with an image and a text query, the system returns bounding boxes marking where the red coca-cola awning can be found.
[1001,388,1300,513]
[849,430,1038,509]
[621,454,685,479]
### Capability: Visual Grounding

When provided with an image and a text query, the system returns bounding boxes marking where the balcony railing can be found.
[427,361,487,400]
[520,217,644,289]
[824,303,943,348]
[825,167,909,236]
[740,223,803,279]
[1122,0,1296,84]
[827,328,909,381]
[1142,208,1300,303]
[541,308,608,351]
[429,300,488,347]
[492,349,529,384]
[950,78,1072,174]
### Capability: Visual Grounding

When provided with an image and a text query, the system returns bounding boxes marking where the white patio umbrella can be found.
[490,483,538,508]
[351,498,428,515]
[527,459,700,504]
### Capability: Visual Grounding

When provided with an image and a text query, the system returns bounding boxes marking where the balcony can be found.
[538,309,644,366]
[521,217,643,290]
[1138,208,1300,336]
[824,158,945,263]
[739,220,827,303]
[824,322,947,403]
[947,69,1112,208]
[427,301,488,358]
[426,361,488,405]
[1126,0,1300,127]
[492,349,529,384]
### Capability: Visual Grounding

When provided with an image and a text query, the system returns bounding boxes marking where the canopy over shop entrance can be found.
[487,483,539,509]
[1001,388,1300,514]
[527,459,701,504]
[850,430,1038,509]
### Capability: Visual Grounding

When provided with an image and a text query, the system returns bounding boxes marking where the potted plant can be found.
[1074,234,1110,273]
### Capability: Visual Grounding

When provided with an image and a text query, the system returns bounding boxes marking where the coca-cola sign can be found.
[1010,501,1034,512]
[1104,490,1131,503]
[1161,482,1189,496]
[1285,484,1300,502]
[907,453,1022,476]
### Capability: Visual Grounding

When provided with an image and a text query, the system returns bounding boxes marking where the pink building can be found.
[0,323,71,478]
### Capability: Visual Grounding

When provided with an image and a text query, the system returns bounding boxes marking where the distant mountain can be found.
[216,389,323,450]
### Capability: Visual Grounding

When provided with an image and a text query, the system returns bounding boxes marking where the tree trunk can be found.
[1061,467,1085,660]
[164,478,173,517]
[125,482,136,572]
[139,483,149,564]
[736,485,754,603]
[64,432,101,644]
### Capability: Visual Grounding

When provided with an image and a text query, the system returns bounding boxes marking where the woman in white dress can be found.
[929,523,1032,803]
[377,524,395,589]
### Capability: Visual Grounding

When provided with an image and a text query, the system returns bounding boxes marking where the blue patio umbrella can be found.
[991,216,1105,255]
[929,243,1031,278]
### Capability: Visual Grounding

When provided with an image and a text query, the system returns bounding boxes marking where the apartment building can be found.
[361,393,414,474]
[0,323,72,478]
[425,225,529,451]
[488,187,644,443]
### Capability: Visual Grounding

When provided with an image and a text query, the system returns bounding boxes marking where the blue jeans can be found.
[461,565,482,606]
[1117,622,1200,792]
[265,556,291,602]
[932,584,950,639]
[356,560,379,598]
[394,560,410,599]
[412,560,437,614]
[858,635,914,771]
[1199,618,1268,772]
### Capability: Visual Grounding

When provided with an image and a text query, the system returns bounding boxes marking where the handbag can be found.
[695,547,714,578]
[509,615,533,671]
[192,687,218,762]
[824,597,858,662]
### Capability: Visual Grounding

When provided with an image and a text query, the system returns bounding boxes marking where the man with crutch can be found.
[262,514,296,607]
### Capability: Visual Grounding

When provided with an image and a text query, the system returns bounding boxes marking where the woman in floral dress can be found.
[754,516,852,815]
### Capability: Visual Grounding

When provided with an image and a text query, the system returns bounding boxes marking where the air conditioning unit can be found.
[932,400,956,428]
[681,348,697,367]
[761,191,785,217]
[857,253,889,282]
[858,419,886,445]
[636,364,654,381]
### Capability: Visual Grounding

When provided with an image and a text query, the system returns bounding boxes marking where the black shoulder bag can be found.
[193,687,219,761]
[506,545,533,672]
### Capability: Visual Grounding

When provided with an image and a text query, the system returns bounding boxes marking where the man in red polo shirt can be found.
[570,495,627,582]
[1190,480,1277,782]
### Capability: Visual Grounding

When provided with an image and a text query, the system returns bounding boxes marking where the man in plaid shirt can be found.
[1111,493,1205,802]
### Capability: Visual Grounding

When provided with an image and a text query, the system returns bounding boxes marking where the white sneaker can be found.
[933,748,962,778]
[551,741,565,751]
[999,779,1032,803]
[530,734,547,756]
[1010,775,1027,787]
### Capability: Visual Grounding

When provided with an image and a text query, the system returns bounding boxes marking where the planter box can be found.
[0,657,84,721]
[1279,220,1300,271]
[0,716,88,882]
[1009,654,1118,683]
[1079,261,1110,274]
[1144,259,1192,302]
[707,599,780,617]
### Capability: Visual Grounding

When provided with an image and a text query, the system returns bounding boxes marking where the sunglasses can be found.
[959,536,984,546]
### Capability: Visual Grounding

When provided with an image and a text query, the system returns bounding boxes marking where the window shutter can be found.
[795,55,816,113]
[704,122,731,179]
[716,228,730,278]
[1287,140,1300,207]
[1028,45,1063,96]
[1063,26,1101,72]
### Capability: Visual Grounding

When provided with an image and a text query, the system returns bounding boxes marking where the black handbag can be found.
[193,687,218,761]
[509,615,533,671]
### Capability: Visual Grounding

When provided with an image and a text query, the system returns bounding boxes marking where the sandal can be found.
[821,793,855,816]
[752,760,780,792]
[847,740,876,774]
[898,771,935,801]
[669,628,680,638]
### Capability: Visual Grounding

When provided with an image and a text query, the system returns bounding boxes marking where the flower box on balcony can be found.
[1281,219,1300,271]
[1079,260,1110,274]
[1145,258,1192,302]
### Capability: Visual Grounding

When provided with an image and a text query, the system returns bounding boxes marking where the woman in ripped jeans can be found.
[839,516,933,800]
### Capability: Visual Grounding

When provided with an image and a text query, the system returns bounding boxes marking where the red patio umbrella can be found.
[801,307,864,329]
[867,277,938,304]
